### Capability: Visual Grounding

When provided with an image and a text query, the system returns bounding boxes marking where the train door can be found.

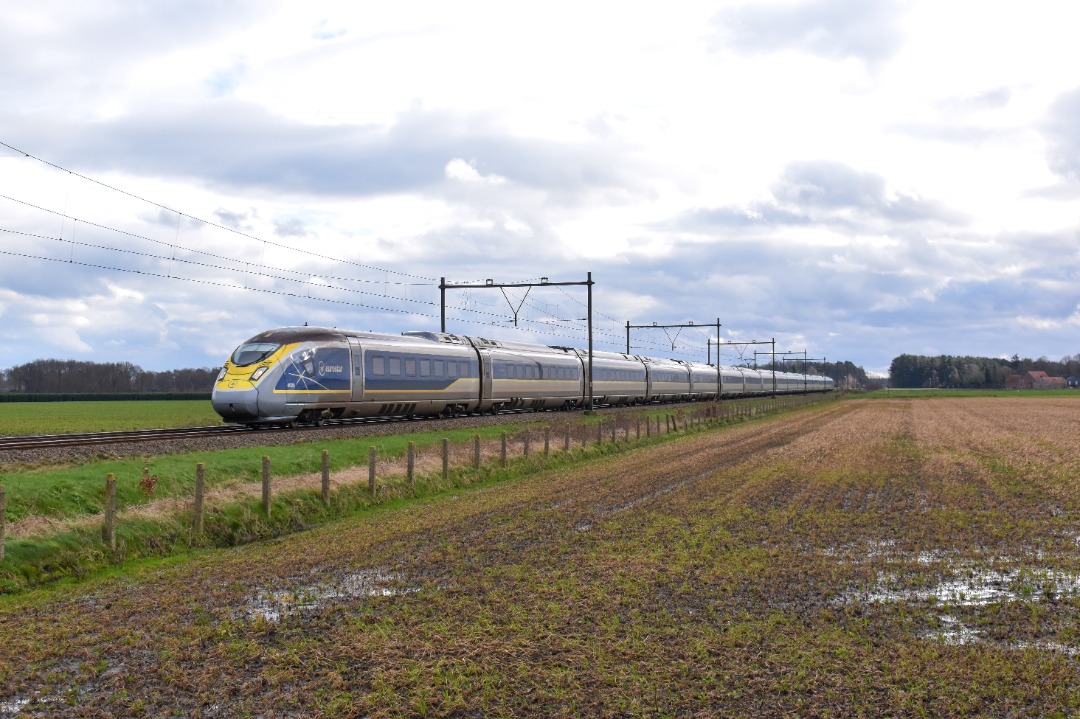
[348,337,364,401]
[480,350,493,409]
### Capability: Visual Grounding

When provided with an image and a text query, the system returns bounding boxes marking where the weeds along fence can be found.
[0,393,835,588]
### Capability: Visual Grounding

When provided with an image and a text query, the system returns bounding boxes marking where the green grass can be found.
[0,400,222,435]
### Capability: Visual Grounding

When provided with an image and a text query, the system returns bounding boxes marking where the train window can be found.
[389,358,401,376]
[231,342,279,366]
[434,360,445,377]
[371,356,385,376]
[420,359,431,377]
[404,358,416,376]
[448,361,459,378]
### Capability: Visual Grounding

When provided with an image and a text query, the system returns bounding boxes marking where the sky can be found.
[2,0,1080,376]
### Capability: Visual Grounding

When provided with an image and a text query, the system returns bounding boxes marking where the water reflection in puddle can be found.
[245,568,415,623]
[847,565,1080,606]
[828,544,1080,655]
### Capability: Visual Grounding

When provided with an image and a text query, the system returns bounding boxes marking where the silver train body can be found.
[211,327,834,425]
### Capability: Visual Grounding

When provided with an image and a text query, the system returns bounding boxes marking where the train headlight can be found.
[250,366,268,382]
[216,367,227,382]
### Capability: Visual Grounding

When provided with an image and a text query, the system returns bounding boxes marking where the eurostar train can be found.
[211,326,834,426]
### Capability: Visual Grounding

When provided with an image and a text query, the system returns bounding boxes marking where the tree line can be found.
[888,353,1080,389]
[0,359,219,394]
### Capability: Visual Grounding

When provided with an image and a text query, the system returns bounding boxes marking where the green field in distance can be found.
[0,400,222,435]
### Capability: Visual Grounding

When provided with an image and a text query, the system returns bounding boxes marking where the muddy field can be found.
[2,396,1079,717]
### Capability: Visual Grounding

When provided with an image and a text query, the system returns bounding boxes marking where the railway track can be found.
[0,410,545,452]
[0,397,814,453]
[0,425,257,451]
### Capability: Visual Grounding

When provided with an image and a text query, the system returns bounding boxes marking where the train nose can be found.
[211,387,260,423]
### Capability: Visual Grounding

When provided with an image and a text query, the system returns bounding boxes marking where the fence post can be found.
[501,432,508,468]
[565,424,571,451]
[261,456,272,518]
[321,450,331,506]
[636,417,641,439]
[368,446,377,495]
[597,422,603,445]
[407,442,415,487]
[442,438,450,481]
[0,485,5,563]
[193,463,205,538]
[611,421,617,443]
[474,434,481,469]
[523,431,530,458]
[544,427,551,456]
[103,473,116,552]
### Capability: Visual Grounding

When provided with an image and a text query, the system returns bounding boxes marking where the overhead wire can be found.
[0,140,728,359]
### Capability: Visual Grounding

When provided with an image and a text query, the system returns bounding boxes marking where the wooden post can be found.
[261,456,271,518]
[597,422,603,445]
[523,431,530,458]
[501,432,508,468]
[193,463,205,538]
[407,442,415,487]
[442,438,450,481]
[321,450,331,506]
[636,417,641,439]
[0,485,5,563]
[544,426,551,456]
[474,434,481,469]
[565,424,571,451]
[103,473,116,551]
[368,446,377,495]
[646,417,652,438]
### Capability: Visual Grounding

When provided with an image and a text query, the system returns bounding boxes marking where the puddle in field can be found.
[848,566,1080,607]
[245,568,419,622]
[0,698,29,718]
[827,543,1080,654]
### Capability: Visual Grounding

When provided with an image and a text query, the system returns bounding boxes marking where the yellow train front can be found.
[211,326,483,426]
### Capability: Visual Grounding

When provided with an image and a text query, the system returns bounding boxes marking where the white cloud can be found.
[444,158,507,185]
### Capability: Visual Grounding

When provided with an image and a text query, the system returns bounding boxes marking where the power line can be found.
[0,141,729,361]
[0,139,435,282]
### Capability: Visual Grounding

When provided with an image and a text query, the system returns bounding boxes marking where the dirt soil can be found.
[2,397,1079,717]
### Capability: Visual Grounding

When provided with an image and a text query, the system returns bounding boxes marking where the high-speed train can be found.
[211,326,834,426]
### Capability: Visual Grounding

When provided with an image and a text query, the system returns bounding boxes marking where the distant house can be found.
[1006,373,1031,390]
[1068,376,1080,389]
[1008,371,1068,390]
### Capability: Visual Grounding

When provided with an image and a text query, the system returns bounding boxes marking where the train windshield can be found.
[231,342,280,366]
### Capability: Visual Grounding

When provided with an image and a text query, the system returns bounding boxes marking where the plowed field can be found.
[2,397,1079,717]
